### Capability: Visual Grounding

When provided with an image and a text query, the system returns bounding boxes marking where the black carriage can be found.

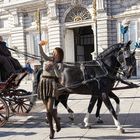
[0,72,34,127]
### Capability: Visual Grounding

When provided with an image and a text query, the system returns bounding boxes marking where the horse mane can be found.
[97,43,123,59]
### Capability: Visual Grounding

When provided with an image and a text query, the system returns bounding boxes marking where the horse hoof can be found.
[117,128,125,133]
[69,116,74,121]
[97,119,103,124]
[96,118,103,124]
[68,108,74,114]
[68,113,74,121]
[85,125,91,129]
[56,127,61,132]
[84,123,91,129]
[45,118,49,124]
[120,128,125,133]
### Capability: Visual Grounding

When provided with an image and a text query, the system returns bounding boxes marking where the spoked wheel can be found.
[0,97,9,127]
[9,89,33,115]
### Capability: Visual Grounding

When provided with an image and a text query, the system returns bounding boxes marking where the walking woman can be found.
[38,41,64,139]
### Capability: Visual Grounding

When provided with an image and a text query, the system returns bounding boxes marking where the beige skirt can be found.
[38,77,56,100]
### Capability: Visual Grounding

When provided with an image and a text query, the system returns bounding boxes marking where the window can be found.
[124,21,137,43]
[0,18,9,28]
[0,19,4,28]
[26,30,48,58]
[118,20,137,77]
[118,20,137,43]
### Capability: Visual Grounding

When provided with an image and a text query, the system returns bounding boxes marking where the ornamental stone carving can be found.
[48,2,57,20]
[65,6,91,22]
[12,10,19,26]
[71,0,82,6]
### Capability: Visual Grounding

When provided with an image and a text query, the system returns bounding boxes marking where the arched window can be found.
[65,6,91,23]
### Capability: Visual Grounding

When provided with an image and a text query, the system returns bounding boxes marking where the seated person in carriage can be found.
[0,36,23,82]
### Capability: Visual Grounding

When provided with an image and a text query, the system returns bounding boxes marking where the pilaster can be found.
[47,0,62,51]
[10,10,26,65]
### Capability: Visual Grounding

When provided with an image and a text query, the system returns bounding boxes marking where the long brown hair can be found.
[54,47,64,63]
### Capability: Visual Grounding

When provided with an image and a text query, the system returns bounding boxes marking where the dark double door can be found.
[74,26,94,61]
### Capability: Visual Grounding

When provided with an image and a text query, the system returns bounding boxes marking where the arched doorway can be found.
[74,26,94,61]
[64,5,93,62]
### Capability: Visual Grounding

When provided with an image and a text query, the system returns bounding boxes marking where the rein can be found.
[57,77,98,91]
[8,47,41,60]
[63,61,99,66]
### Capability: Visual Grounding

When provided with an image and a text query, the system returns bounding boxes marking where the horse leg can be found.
[95,91,120,123]
[54,98,60,119]
[60,94,74,121]
[102,92,124,133]
[109,91,120,115]
[95,98,103,123]
[84,95,97,128]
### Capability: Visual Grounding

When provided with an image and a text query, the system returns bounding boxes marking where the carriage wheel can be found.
[9,89,33,115]
[0,97,9,127]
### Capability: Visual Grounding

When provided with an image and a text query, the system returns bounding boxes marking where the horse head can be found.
[117,41,136,78]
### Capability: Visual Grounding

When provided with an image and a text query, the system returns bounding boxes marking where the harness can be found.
[58,46,133,92]
[58,61,108,92]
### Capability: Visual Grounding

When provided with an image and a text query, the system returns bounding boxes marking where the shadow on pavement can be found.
[0,131,36,137]
[2,112,140,129]
[55,135,140,140]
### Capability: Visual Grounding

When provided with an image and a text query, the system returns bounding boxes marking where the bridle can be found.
[116,47,135,78]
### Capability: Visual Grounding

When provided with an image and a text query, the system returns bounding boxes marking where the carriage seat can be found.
[0,73,18,91]
[1,72,28,91]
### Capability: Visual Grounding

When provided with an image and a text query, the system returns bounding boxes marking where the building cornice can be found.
[111,10,140,20]
[64,20,93,28]
[3,0,46,11]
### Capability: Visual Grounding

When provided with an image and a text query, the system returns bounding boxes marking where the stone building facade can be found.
[0,0,140,77]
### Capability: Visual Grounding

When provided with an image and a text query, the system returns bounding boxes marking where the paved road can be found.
[0,80,140,140]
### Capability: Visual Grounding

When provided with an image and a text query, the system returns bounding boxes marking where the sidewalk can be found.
[0,81,140,140]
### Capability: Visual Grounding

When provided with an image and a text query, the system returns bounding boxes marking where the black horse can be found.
[83,41,136,128]
[57,41,136,123]
[40,41,136,133]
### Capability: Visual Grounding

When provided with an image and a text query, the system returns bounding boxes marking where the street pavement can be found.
[0,79,140,140]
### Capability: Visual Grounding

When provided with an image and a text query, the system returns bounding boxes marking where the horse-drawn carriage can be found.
[0,71,34,127]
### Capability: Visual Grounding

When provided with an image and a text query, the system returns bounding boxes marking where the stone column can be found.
[97,0,104,11]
